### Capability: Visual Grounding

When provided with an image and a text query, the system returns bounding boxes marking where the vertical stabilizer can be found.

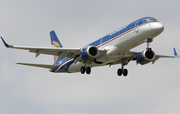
[50,30,63,48]
[50,30,63,63]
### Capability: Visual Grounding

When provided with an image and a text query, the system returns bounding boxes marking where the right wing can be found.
[1,37,106,61]
[1,36,81,58]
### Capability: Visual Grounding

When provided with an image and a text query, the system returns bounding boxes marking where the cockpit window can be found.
[143,18,158,23]
[143,19,147,23]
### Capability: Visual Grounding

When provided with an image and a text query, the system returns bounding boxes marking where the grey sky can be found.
[0,0,180,114]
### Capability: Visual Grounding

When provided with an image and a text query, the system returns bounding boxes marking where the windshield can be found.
[143,18,158,23]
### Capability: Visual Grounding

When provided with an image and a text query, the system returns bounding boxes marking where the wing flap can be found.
[28,48,81,58]
[16,63,58,69]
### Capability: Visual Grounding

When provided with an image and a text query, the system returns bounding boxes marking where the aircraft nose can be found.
[151,22,164,32]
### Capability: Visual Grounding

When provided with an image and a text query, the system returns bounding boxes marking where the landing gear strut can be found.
[146,38,153,49]
[80,66,91,75]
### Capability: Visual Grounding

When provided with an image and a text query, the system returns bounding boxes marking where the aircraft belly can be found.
[68,62,84,73]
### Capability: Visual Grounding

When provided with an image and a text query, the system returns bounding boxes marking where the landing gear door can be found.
[135,21,139,33]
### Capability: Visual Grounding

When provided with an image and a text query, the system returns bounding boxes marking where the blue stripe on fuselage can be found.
[51,57,74,72]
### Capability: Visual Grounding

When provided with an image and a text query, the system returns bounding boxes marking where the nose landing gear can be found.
[145,38,153,49]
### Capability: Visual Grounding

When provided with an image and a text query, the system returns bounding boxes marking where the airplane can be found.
[1,17,179,76]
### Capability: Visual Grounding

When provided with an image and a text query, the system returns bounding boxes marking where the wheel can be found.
[86,67,91,74]
[123,69,128,76]
[80,67,86,74]
[117,69,122,76]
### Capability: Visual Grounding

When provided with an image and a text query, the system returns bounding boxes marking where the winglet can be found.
[173,47,179,57]
[1,37,10,47]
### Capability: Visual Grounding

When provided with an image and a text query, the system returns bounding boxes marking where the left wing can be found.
[109,48,179,66]
[128,48,179,64]
[151,48,179,64]
[1,37,106,60]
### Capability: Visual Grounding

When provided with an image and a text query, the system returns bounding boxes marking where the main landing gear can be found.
[80,66,91,74]
[117,57,129,76]
[117,65,128,76]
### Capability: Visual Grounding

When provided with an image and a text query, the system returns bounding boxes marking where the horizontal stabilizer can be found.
[16,63,58,69]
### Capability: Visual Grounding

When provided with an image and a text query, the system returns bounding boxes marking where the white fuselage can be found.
[68,22,164,73]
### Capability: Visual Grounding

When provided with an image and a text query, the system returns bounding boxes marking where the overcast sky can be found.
[0,0,180,114]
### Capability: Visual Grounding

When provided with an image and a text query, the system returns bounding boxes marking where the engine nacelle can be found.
[80,46,99,62]
[137,48,155,65]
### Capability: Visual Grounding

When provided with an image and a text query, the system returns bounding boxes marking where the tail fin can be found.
[50,30,63,63]
[50,30,63,48]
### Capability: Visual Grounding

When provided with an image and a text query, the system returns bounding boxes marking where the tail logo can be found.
[53,41,60,47]
[53,41,60,63]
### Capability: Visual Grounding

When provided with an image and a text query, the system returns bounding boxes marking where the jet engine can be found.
[137,48,155,65]
[80,46,99,62]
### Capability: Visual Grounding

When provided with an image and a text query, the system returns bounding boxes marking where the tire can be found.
[117,69,122,76]
[86,67,91,74]
[80,67,86,74]
[123,69,128,76]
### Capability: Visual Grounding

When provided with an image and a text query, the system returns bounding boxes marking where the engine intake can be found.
[137,48,155,65]
[80,46,99,62]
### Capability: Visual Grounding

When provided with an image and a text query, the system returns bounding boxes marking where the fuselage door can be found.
[135,21,139,33]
